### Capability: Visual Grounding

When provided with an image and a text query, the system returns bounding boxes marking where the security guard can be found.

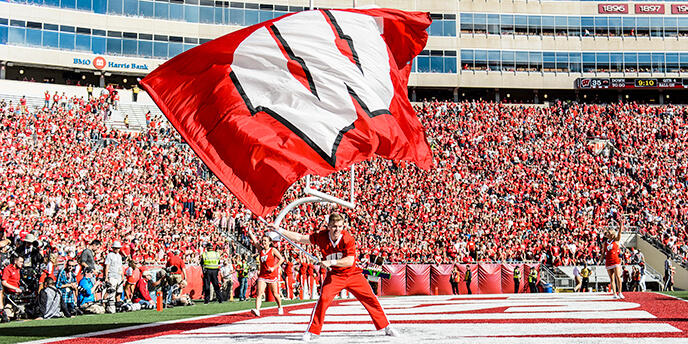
[528,268,538,293]
[464,265,472,295]
[201,243,223,304]
[513,266,521,293]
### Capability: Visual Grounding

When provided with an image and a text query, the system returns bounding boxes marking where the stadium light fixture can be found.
[123,78,128,83]
[19,69,23,74]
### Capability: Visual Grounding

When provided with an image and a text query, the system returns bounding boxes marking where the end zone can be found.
[32,293,688,344]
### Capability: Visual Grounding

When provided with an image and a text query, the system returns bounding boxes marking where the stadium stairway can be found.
[0,94,45,111]
[110,102,165,132]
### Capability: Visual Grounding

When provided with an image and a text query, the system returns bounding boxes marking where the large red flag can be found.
[140,8,433,217]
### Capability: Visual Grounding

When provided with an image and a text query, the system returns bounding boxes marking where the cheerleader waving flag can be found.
[140,8,433,217]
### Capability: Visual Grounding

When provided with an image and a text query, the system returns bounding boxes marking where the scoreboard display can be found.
[577,78,688,89]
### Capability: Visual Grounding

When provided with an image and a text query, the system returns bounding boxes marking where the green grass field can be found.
[0,299,308,344]
[660,291,688,301]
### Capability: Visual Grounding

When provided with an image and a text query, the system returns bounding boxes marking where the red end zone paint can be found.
[41,293,688,343]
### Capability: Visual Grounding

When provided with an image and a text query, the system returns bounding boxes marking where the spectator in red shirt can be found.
[132,270,153,308]
[165,250,186,285]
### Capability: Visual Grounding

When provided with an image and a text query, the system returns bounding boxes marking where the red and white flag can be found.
[140,8,433,217]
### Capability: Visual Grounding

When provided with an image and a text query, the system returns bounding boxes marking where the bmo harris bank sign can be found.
[73,56,149,71]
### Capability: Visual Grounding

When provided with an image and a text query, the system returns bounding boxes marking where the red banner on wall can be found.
[431,264,455,295]
[382,265,408,296]
[672,4,688,14]
[406,264,431,295]
[598,4,629,14]
[635,4,665,14]
[478,264,503,294]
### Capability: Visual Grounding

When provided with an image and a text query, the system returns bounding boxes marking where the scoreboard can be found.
[576,78,688,89]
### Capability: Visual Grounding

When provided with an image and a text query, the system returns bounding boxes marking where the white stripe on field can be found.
[290,301,641,315]
[183,322,679,336]
[233,310,655,324]
[127,335,688,344]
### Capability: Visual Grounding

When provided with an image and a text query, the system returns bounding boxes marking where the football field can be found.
[25,292,688,344]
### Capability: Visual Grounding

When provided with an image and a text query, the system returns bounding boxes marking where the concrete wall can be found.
[637,235,688,291]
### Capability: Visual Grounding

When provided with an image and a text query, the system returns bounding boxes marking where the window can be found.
[487,14,500,35]
[199,6,214,23]
[608,17,621,37]
[185,4,199,22]
[569,52,581,73]
[541,16,554,36]
[583,52,595,72]
[555,16,567,36]
[460,13,472,33]
[122,38,137,55]
[76,0,91,11]
[108,0,123,14]
[138,40,153,57]
[230,8,244,25]
[26,28,42,46]
[107,37,121,54]
[680,53,688,73]
[43,30,59,48]
[244,9,259,26]
[650,17,663,37]
[461,50,473,70]
[155,2,169,19]
[474,50,487,70]
[652,53,664,73]
[679,18,688,37]
[473,13,486,34]
[75,34,90,51]
[528,15,540,36]
[594,17,607,37]
[139,1,154,17]
[638,52,651,72]
[596,52,609,72]
[514,15,527,35]
[488,50,500,71]
[610,53,623,73]
[636,17,649,37]
[665,17,677,37]
[501,15,514,35]
[61,0,76,9]
[92,36,105,54]
[169,42,184,57]
[153,41,168,58]
[502,51,515,72]
[59,32,74,50]
[568,16,581,37]
[543,52,555,72]
[624,53,637,72]
[515,51,528,72]
[416,51,430,73]
[556,52,569,72]
[623,17,635,37]
[170,3,184,20]
[666,53,679,72]
[581,16,593,37]
[444,17,456,36]
[529,52,542,72]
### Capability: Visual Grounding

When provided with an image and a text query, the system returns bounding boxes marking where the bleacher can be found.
[110,102,165,132]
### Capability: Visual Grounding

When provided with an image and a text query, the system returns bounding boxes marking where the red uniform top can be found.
[604,239,621,267]
[1,264,21,293]
[166,253,186,274]
[309,230,361,276]
[259,247,279,280]
[285,261,294,276]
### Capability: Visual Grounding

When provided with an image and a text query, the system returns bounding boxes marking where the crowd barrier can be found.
[173,263,542,299]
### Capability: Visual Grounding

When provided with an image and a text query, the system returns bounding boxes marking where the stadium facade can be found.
[0,0,687,104]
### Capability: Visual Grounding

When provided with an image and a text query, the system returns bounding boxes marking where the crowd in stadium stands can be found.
[1,89,687,319]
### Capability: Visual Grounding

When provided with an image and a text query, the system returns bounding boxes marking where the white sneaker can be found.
[278,307,284,315]
[384,326,399,337]
[612,294,619,299]
[618,293,625,299]
[251,309,260,317]
[301,332,318,342]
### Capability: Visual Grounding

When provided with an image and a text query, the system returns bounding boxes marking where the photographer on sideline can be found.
[103,241,124,313]
[77,267,99,308]
[35,277,73,320]
[56,260,79,316]
[80,240,101,272]
[165,250,186,286]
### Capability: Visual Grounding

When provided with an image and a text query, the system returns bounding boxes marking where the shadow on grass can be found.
[0,323,147,338]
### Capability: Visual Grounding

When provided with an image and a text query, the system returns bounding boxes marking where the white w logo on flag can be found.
[230,10,394,167]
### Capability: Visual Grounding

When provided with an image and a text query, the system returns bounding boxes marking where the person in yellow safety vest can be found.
[580,264,591,292]
[201,243,223,304]
[464,265,472,295]
[528,268,538,293]
[513,267,521,293]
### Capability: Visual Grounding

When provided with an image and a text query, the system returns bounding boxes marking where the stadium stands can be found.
[0,87,685,271]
